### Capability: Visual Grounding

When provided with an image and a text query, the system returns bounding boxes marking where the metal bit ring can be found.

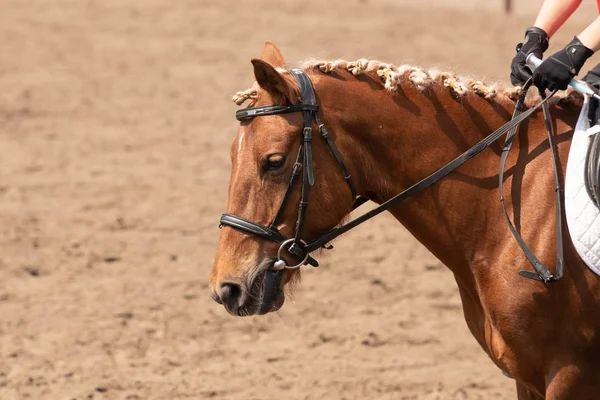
[272,238,309,270]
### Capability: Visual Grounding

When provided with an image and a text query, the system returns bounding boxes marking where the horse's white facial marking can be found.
[237,131,245,155]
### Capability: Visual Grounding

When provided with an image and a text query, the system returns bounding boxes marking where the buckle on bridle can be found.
[271,238,310,270]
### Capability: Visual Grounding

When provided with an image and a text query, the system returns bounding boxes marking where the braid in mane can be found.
[303,58,525,101]
[231,58,583,107]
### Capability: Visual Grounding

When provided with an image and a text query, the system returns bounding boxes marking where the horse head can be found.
[210,42,356,316]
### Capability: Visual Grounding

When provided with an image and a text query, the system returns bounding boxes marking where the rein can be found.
[499,83,564,283]
[219,70,565,283]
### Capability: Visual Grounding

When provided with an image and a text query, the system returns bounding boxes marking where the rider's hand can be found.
[510,27,549,86]
[533,36,594,92]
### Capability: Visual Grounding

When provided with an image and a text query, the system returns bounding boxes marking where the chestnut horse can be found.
[210,42,600,399]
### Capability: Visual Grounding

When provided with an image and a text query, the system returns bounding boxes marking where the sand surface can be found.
[1,1,598,399]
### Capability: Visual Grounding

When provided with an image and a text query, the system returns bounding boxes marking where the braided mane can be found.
[233,58,583,107]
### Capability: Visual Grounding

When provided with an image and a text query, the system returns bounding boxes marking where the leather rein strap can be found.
[499,81,564,283]
[221,70,564,282]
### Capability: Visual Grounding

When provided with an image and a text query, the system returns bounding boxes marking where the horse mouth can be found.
[256,269,285,315]
[227,266,285,317]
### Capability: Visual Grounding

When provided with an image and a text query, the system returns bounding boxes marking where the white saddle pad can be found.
[565,98,600,275]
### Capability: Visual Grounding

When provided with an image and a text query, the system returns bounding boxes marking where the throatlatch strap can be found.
[315,113,359,199]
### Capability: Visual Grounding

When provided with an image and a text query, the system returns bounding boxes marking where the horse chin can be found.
[256,269,285,315]
[228,267,285,317]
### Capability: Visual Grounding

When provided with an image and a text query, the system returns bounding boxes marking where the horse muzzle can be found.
[212,261,286,316]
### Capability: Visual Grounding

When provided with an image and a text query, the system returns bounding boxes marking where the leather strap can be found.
[236,104,318,121]
[499,83,564,283]
[292,69,316,250]
[219,213,319,267]
[220,213,285,242]
[270,145,304,229]
[585,129,600,208]
[544,99,565,281]
[316,113,359,199]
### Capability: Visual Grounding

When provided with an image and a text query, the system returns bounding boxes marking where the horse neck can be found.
[316,72,532,275]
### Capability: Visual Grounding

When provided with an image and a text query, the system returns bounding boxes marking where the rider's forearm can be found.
[533,0,583,37]
[578,16,600,52]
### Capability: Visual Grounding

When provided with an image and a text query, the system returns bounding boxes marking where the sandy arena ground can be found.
[1,1,599,399]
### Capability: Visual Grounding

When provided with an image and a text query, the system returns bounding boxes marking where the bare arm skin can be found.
[578,16,600,51]
[533,0,583,37]
[533,0,600,51]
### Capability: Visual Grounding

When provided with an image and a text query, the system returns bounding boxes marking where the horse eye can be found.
[266,154,286,170]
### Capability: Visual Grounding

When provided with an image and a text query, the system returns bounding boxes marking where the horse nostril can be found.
[219,282,243,309]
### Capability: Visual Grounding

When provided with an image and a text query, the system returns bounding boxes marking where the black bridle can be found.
[220,69,364,269]
[219,70,564,283]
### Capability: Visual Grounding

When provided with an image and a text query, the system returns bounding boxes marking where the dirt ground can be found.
[1,1,598,399]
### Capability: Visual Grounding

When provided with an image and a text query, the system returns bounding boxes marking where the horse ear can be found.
[259,41,285,68]
[251,59,299,103]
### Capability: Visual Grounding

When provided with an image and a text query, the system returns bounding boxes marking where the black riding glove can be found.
[510,26,549,86]
[533,36,594,92]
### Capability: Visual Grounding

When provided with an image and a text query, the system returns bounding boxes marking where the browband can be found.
[236,104,318,121]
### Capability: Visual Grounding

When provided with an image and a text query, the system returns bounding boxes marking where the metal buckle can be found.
[271,238,309,270]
